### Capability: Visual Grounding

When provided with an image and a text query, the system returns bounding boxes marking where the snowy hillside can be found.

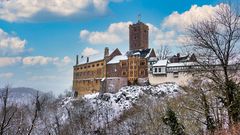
[59,83,182,129]
[0,87,44,106]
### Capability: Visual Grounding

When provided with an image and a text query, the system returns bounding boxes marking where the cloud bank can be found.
[0,29,26,56]
[0,0,126,22]
[81,47,100,57]
[80,4,223,46]
[80,22,132,45]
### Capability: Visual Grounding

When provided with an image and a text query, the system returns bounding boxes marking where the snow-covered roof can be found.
[133,52,141,55]
[145,48,152,58]
[107,55,128,64]
[167,62,197,67]
[149,57,158,62]
[78,55,104,65]
[153,60,168,66]
[125,48,154,58]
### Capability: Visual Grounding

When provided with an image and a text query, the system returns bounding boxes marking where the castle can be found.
[73,21,156,96]
[73,21,240,96]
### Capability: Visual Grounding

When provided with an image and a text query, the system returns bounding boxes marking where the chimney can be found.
[87,57,89,63]
[104,47,109,58]
[177,53,180,58]
[76,55,79,65]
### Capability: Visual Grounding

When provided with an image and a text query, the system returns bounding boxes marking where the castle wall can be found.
[73,60,106,95]
[106,77,128,93]
[149,72,193,86]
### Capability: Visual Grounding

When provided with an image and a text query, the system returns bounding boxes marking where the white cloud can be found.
[53,56,73,67]
[156,4,223,46]
[0,29,26,56]
[79,21,182,46]
[22,56,55,65]
[22,56,72,66]
[0,72,14,79]
[29,75,58,81]
[147,23,187,46]
[0,56,72,67]
[0,57,22,67]
[79,4,224,47]
[162,4,222,32]
[0,0,126,22]
[62,56,72,64]
[80,22,132,45]
[81,47,100,57]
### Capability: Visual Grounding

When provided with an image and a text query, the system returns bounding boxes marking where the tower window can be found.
[140,70,145,76]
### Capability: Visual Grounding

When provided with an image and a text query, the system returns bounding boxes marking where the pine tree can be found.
[162,108,185,135]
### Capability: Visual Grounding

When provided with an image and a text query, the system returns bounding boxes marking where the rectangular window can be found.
[173,72,179,78]
[122,62,127,67]
[154,68,157,72]
[158,68,161,72]
[140,70,145,76]
[140,61,145,66]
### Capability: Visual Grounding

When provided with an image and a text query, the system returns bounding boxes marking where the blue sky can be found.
[0,0,233,95]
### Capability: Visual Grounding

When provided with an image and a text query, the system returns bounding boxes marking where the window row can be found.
[75,62,104,71]
[74,80,101,85]
[74,71,103,78]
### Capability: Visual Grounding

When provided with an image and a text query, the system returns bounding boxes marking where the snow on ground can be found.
[59,83,182,128]
[86,83,180,115]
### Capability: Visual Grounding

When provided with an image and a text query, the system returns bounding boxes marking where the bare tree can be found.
[0,86,17,135]
[157,45,171,60]
[26,91,47,135]
[187,3,240,125]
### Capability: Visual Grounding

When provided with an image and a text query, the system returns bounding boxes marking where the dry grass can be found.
[212,124,240,135]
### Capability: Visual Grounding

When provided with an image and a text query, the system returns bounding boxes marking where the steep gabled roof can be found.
[107,55,128,64]
[125,48,156,58]
[76,48,122,66]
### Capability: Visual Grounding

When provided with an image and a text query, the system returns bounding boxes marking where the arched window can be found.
[140,69,145,76]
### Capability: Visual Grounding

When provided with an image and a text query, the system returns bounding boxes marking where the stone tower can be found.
[129,21,149,51]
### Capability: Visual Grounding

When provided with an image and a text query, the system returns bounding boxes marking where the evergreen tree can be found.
[162,108,185,135]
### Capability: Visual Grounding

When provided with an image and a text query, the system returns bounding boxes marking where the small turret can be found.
[104,47,109,58]
[76,55,79,65]
[86,57,89,63]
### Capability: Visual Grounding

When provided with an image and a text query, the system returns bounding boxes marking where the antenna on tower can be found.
[137,14,141,22]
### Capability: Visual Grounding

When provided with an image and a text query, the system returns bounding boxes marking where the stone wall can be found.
[106,77,128,93]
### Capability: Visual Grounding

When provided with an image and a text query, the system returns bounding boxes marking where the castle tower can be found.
[129,21,149,51]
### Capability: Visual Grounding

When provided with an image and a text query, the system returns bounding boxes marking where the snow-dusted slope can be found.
[0,87,44,106]
[60,83,182,128]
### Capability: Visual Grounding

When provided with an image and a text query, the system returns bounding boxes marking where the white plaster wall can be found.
[153,67,166,74]
[149,72,193,86]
